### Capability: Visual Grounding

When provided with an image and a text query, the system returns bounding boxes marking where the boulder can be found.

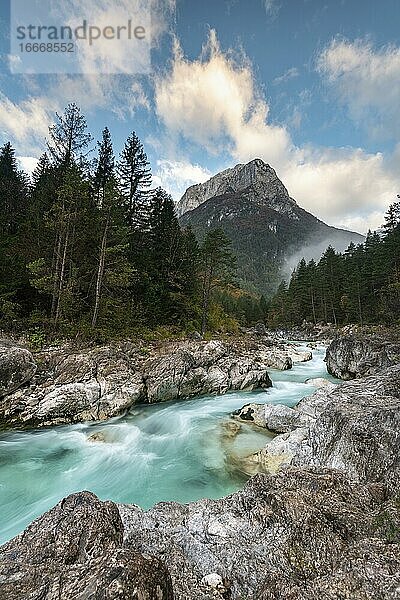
[305,377,335,389]
[0,491,173,600]
[234,402,310,433]
[143,340,272,403]
[0,342,37,398]
[250,364,400,493]
[326,334,400,379]
[119,468,400,600]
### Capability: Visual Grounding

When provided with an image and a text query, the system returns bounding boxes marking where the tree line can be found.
[268,202,400,327]
[0,103,258,340]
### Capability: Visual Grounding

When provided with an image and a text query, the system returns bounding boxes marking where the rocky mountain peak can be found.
[176,158,297,217]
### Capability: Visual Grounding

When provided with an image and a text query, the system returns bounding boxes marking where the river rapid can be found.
[0,343,337,544]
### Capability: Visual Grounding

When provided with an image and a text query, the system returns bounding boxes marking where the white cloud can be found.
[17,156,39,175]
[273,67,299,85]
[0,94,57,153]
[153,159,212,199]
[317,38,400,139]
[155,31,400,233]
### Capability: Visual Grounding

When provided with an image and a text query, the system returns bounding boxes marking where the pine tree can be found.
[200,228,236,335]
[47,103,93,168]
[117,132,151,228]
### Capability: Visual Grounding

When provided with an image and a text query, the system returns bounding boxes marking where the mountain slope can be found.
[178,159,364,296]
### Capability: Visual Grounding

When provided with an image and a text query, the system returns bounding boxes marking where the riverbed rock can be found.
[305,377,335,388]
[144,340,273,403]
[0,491,173,600]
[0,339,276,428]
[326,333,400,379]
[249,364,400,493]
[233,402,310,432]
[0,342,37,398]
[119,467,400,599]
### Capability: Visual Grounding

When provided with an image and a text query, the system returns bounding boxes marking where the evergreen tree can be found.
[200,228,236,335]
[117,132,151,228]
[47,103,92,168]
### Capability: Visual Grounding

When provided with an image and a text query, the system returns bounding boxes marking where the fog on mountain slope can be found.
[178,159,364,296]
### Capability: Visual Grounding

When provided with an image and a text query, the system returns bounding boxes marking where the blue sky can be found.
[0,0,399,233]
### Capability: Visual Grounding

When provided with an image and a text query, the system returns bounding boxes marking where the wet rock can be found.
[0,342,37,397]
[287,347,312,363]
[326,334,400,379]
[88,431,107,443]
[0,491,173,600]
[234,402,310,432]
[221,421,242,438]
[305,377,335,389]
[143,340,272,403]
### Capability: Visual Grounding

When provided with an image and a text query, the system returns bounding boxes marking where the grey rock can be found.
[0,339,274,428]
[176,158,298,218]
[305,377,335,389]
[119,468,400,600]
[250,364,400,493]
[0,342,37,398]
[234,402,310,433]
[326,334,400,379]
[0,491,173,600]
[143,340,272,403]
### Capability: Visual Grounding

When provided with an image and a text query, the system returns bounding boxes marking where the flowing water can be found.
[0,344,337,544]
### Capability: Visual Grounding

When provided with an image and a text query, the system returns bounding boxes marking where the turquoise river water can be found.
[0,344,337,544]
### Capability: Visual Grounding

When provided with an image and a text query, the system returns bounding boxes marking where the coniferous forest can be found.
[0,103,266,340]
[0,102,399,340]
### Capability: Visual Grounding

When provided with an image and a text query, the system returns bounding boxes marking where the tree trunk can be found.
[92,216,109,329]
[54,216,70,325]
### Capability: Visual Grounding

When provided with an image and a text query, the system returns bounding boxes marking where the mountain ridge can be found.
[178,159,364,296]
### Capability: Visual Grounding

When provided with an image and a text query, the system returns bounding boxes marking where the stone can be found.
[0,491,173,600]
[88,431,107,443]
[119,468,400,600]
[0,338,274,428]
[326,334,400,379]
[305,377,335,388]
[234,402,310,433]
[0,342,37,398]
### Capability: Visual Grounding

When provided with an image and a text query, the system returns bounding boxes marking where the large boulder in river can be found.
[0,491,173,600]
[0,342,36,397]
[326,334,400,379]
[144,340,272,403]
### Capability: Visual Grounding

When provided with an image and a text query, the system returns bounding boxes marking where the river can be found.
[0,343,337,544]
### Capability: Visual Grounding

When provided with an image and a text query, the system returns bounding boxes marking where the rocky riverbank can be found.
[0,336,312,428]
[1,331,399,599]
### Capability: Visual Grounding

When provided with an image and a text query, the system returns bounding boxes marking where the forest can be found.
[268,207,400,328]
[0,103,265,342]
[0,102,398,341]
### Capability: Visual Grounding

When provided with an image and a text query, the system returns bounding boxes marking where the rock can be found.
[305,377,335,389]
[0,491,173,600]
[0,342,37,397]
[88,431,107,443]
[255,348,292,370]
[221,420,241,438]
[251,364,400,493]
[0,344,147,427]
[234,402,310,433]
[250,427,309,473]
[326,334,400,379]
[287,347,312,363]
[119,468,400,599]
[0,338,274,428]
[143,340,272,403]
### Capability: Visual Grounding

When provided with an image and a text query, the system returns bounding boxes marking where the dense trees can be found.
[268,202,400,327]
[0,104,239,338]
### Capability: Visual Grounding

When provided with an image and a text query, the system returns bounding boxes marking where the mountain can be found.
[178,159,364,296]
